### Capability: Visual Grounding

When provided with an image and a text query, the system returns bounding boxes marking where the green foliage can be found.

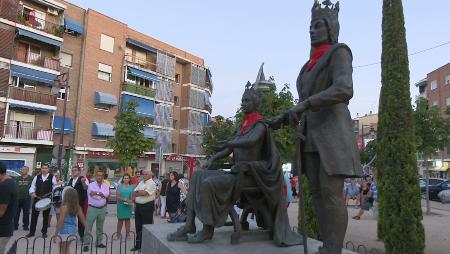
[298,176,320,239]
[360,139,377,166]
[377,0,425,253]
[414,98,450,159]
[202,115,236,163]
[111,101,154,167]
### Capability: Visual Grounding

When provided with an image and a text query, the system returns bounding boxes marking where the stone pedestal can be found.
[142,223,356,254]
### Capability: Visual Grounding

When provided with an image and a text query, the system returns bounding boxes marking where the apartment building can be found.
[0,0,84,171]
[0,0,212,176]
[415,62,450,178]
[353,112,378,150]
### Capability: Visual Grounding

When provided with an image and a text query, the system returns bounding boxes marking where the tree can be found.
[377,0,425,253]
[360,139,377,166]
[414,97,450,213]
[111,101,154,168]
[202,115,235,164]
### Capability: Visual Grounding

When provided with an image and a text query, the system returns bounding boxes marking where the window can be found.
[432,100,439,107]
[446,97,450,106]
[98,63,112,82]
[171,143,177,153]
[173,119,178,129]
[0,61,9,69]
[11,77,35,91]
[126,73,153,88]
[430,80,438,90]
[57,87,69,100]
[445,75,450,85]
[59,52,72,67]
[175,73,181,83]
[174,96,179,106]
[100,34,114,53]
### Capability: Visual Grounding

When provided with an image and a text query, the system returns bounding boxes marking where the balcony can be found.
[9,86,57,106]
[124,54,157,73]
[2,124,53,143]
[16,51,60,71]
[122,82,156,98]
[17,11,64,37]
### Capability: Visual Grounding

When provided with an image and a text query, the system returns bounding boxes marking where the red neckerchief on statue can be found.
[306,44,332,72]
[241,112,263,134]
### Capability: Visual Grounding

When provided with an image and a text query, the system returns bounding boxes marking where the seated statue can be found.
[167,82,302,247]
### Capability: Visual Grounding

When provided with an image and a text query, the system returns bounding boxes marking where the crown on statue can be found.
[311,0,339,21]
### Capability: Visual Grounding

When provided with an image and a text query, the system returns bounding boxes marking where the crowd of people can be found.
[343,175,378,220]
[0,161,190,254]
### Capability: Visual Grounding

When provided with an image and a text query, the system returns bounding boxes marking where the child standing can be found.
[53,187,87,254]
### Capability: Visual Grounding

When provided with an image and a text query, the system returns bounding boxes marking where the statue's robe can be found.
[187,120,302,246]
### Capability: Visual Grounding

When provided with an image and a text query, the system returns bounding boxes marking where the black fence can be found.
[6,232,137,254]
[345,241,383,254]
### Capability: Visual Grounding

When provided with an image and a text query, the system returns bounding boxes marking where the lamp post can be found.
[52,72,70,172]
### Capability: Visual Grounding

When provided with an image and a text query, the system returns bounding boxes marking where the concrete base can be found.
[142,223,356,254]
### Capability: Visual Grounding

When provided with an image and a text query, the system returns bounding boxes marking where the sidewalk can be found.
[7,201,450,254]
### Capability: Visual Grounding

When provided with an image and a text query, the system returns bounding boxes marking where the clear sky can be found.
[68,0,450,118]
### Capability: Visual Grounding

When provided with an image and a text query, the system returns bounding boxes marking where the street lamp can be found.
[51,72,70,172]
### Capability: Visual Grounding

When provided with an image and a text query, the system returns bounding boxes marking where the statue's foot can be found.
[167,225,196,241]
[187,225,214,244]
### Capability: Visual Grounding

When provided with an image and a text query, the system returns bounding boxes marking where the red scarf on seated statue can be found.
[241,112,263,134]
[306,44,332,71]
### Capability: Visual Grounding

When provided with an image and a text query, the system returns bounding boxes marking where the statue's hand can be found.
[204,158,215,170]
[266,114,285,130]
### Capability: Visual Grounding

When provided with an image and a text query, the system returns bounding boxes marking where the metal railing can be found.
[17,11,64,37]
[9,86,57,106]
[3,124,53,141]
[122,82,156,98]
[6,232,137,254]
[124,54,157,73]
[16,51,60,71]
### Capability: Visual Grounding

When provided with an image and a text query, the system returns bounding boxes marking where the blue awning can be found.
[121,95,155,118]
[64,18,83,34]
[11,64,57,84]
[142,127,157,139]
[16,28,63,48]
[53,116,73,134]
[127,38,157,53]
[9,103,55,112]
[92,122,115,137]
[127,67,160,82]
[95,92,118,106]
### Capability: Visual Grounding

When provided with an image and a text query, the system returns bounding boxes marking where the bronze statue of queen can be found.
[167,82,302,247]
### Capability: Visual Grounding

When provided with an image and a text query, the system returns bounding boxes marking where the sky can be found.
[68,0,450,118]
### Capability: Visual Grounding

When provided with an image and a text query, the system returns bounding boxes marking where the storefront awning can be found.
[11,64,57,84]
[92,122,115,137]
[127,38,157,53]
[53,116,73,134]
[64,18,83,34]
[121,94,155,118]
[95,92,118,106]
[16,28,63,48]
[142,127,157,139]
[127,66,160,82]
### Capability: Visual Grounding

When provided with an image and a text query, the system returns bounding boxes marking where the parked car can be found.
[428,180,450,201]
[6,169,20,178]
[420,178,446,193]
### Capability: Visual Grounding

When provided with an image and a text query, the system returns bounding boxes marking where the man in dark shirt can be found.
[0,162,18,254]
[14,166,33,230]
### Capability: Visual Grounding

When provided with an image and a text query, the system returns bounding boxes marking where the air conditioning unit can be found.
[47,7,58,15]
